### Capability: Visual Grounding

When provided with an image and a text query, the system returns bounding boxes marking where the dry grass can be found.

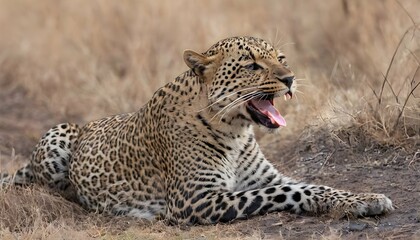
[0,186,265,240]
[0,0,419,239]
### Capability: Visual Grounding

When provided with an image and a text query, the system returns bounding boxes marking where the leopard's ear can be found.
[183,50,221,81]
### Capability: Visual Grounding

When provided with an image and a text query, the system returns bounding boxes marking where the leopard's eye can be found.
[245,63,263,71]
[278,55,289,67]
[277,55,286,63]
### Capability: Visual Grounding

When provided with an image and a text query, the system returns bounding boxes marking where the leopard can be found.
[0,36,393,225]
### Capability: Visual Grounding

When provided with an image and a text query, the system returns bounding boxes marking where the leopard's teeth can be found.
[284,95,288,101]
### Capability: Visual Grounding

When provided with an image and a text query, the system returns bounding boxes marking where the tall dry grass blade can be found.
[378,28,411,105]
[393,66,420,133]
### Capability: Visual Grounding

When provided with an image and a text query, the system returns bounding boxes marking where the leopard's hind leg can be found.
[1,123,80,194]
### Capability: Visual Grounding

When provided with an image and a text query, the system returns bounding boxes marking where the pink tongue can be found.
[250,100,286,127]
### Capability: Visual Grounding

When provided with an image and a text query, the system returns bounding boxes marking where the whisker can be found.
[294,89,305,96]
[221,91,258,111]
[218,93,258,123]
[197,86,260,112]
[231,92,263,113]
[277,42,295,49]
[257,93,266,101]
[274,28,279,48]
[275,35,283,50]
[212,94,255,123]
[213,91,257,117]
[210,91,258,122]
[295,83,313,88]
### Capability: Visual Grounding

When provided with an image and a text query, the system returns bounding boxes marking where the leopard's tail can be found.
[1,123,80,191]
[0,163,34,187]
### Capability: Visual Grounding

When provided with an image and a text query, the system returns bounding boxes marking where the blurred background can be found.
[0,1,419,238]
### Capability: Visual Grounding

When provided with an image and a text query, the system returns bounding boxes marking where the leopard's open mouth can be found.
[246,91,292,129]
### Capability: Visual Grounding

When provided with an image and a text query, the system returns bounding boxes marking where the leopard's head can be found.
[184,36,295,129]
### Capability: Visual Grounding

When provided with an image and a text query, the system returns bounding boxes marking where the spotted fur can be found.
[1,37,393,224]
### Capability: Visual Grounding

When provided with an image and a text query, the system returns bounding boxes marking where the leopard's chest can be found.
[212,134,253,191]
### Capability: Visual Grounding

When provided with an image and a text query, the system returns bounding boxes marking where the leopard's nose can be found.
[279,76,294,89]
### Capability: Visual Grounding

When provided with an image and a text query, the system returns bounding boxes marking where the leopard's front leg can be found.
[166,181,393,225]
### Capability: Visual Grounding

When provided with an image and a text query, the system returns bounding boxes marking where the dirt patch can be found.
[260,126,420,239]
